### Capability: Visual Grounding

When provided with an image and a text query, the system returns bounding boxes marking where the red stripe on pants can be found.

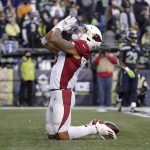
[58,89,72,131]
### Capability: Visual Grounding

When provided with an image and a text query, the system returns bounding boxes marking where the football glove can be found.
[52,15,77,32]
[125,67,135,78]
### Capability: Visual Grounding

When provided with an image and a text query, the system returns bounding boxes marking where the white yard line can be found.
[0,106,99,110]
[125,112,150,118]
[0,106,150,118]
[0,107,46,110]
[0,106,149,111]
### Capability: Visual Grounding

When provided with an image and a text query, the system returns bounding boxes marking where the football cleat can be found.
[88,119,119,134]
[130,107,139,113]
[95,123,117,139]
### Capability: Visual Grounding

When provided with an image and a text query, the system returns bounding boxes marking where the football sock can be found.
[131,102,136,108]
[68,125,97,139]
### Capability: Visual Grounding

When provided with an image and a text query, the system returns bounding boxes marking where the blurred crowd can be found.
[0,0,150,54]
[0,0,150,107]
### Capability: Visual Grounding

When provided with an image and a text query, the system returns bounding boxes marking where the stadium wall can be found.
[0,68,150,106]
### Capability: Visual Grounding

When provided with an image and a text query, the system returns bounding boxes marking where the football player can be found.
[41,16,119,140]
[116,30,141,112]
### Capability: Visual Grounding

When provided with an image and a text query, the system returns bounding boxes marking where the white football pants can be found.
[46,89,75,135]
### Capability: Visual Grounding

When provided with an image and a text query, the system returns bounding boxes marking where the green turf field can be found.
[0,107,150,150]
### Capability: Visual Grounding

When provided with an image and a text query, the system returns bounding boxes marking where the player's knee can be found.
[46,122,60,134]
[46,123,55,135]
[56,131,70,140]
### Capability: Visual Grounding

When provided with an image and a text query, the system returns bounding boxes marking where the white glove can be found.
[52,15,77,32]
[63,15,77,31]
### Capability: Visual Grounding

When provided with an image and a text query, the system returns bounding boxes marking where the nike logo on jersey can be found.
[83,44,86,49]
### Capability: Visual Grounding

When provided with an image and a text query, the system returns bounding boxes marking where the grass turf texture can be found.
[0,108,150,150]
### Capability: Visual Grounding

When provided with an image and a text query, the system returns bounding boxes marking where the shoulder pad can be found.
[72,40,90,60]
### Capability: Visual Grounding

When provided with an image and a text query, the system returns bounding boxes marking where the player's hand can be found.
[63,15,77,31]
[125,67,135,78]
[52,15,77,32]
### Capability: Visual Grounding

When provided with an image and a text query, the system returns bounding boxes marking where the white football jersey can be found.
[49,40,90,90]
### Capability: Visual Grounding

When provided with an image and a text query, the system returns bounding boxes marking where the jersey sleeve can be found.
[93,54,101,65]
[106,53,117,64]
[72,40,90,60]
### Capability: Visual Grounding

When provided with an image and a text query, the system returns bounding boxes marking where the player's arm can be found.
[118,51,135,78]
[135,49,142,71]
[135,58,140,71]
[41,15,78,55]
[118,51,126,69]
[106,52,117,64]
[41,30,60,53]
[50,29,79,56]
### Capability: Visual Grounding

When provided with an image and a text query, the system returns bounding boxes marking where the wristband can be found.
[125,67,129,71]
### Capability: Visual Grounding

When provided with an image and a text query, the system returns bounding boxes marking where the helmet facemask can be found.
[72,24,102,50]
[126,30,138,47]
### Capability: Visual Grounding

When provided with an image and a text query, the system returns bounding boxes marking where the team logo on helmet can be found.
[72,24,102,51]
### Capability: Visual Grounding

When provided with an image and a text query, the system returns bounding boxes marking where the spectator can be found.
[76,15,85,26]
[0,0,7,6]
[95,0,107,32]
[5,17,20,38]
[1,33,19,54]
[81,0,93,23]
[133,0,149,24]
[17,0,32,26]
[30,0,37,12]
[0,1,3,11]
[0,10,6,38]
[18,51,35,106]
[4,0,16,20]
[139,5,150,40]
[22,12,40,48]
[91,13,99,27]
[50,1,65,18]
[68,1,79,17]
[103,18,118,48]
[105,0,121,26]
[141,26,150,46]
[0,48,2,61]
[12,0,21,8]
[38,19,47,38]
[133,0,150,40]
[48,17,61,30]
[38,0,53,28]
[120,2,136,32]
[0,34,5,53]
[93,50,117,110]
